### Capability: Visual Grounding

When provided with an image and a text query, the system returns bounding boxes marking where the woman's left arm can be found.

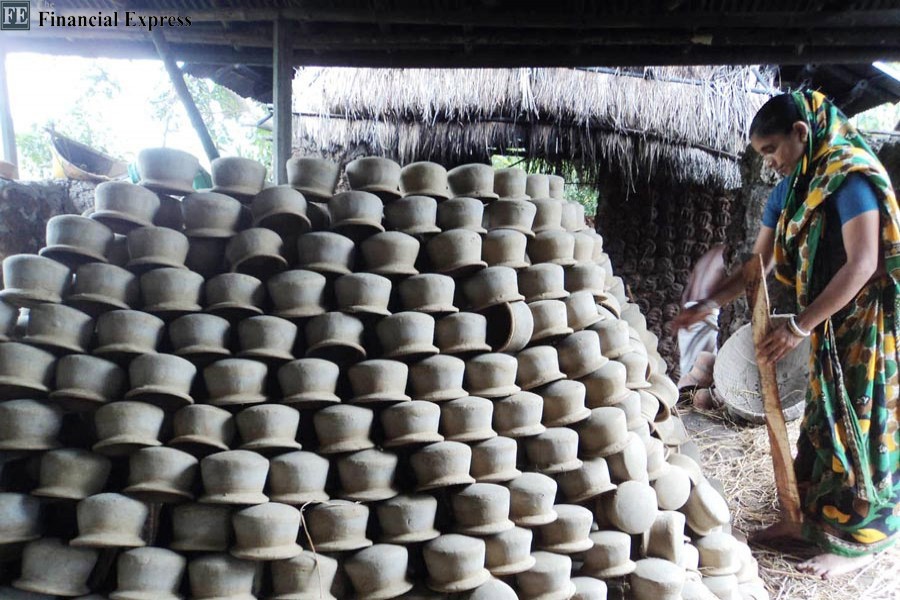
[757,211,880,364]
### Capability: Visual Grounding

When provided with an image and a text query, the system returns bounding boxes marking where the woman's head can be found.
[749,93,809,177]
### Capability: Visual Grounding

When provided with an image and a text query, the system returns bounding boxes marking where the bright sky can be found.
[6,53,248,177]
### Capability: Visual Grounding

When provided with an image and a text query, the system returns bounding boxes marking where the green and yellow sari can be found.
[773,90,900,556]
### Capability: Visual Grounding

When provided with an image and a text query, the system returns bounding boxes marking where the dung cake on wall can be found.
[0,149,766,600]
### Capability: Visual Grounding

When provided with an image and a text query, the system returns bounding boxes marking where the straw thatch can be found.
[293,66,770,188]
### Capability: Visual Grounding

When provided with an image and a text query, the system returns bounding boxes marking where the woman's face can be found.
[750,121,809,177]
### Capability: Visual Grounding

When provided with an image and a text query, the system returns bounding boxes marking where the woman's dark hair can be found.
[749,93,805,138]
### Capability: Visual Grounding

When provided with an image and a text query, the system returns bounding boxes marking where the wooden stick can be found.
[743,253,803,525]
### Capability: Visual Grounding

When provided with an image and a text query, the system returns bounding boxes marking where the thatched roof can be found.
[292,66,770,189]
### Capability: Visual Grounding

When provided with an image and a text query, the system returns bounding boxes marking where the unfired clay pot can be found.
[269,270,328,319]
[22,303,93,354]
[337,448,400,502]
[13,538,99,597]
[516,551,577,600]
[32,449,111,500]
[137,148,199,196]
[305,500,372,552]
[423,534,491,593]
[67,262,139,315]
[92,180,161,233]
[286,156,341,202]
[124,446,199,503]
[210,156,267,201]
[0,399,62,450]
[204,272,266,321]
[199,450,269,505]
[345,544,415,600]
[400,162,450,200]
[0,254,71,308]
[171,503,234,552]
[92,401,165,456]
[109,547,186,600]
[447,164,498,201]
[71,493,148,548]
[267,450,330,504]
[231,502,303,561]
[41,214,114,267]
[277,358,341,407]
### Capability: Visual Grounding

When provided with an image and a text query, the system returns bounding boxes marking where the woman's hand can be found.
[671,304,714,332]
[757,323,804,365]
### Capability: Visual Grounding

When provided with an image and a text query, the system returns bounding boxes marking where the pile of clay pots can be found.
[0,149,767,600]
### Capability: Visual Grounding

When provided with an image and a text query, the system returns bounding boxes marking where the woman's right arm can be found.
[671,225,776,330]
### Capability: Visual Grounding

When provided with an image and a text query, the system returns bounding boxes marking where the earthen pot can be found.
[683,479,731,536]
[267,450,330,504]
[581,360,633,407]
[0,399,62,450]
[204,272,266,321]
[588,319,631,360]
[581,530,636,578]
[137,147,199,196]
[92,180,161,233]
[527,231,577,266]
[297,232,356,276]
[435,312,492,356]
[436,196,486,232]
[305,500,372,552]
[424,534,491,593]
[361,231,420,276]
[653,464,693,511]
[125,226,189,273]
[399,273,458,315]
[238,315,297,364]
[538,379,591,427]
[125,353,197,409]
[0,254,71,308]
[565,263,607,299]
[251,185,311,237]
[492,391,546,438]
[630,558,685,600]
[606,432,650,483]
[557,456,616,504]
[169,314,232,366]
[109,547,186,600]
[561,201,586,232]
[601,480,659,535]
[140,267,204,319]
[516,551,576,600]
[564,290,603,331]
[0,342,55,398]
[452,483,514,536]
[188,553,258,600]
[470,436,521,483]
[400,161,450,200]
[384,195,441,236]
[643,510,688,565]
[92,401,165,456]
[525,174,550,199]
[448,164,498,201]
[440,396,497,443]
[482,229,530,269]
[337,448,400,502]
[204,358,268,406]
[381,400,443,447]
[557,330,607,379]
[377,494,440,544]
[616,350,653,390]
[547,174,565,199]
[32,449,111,500]
[409,354,467,402]
[72,493,148,548]
[124,446,199,503]
[330,190,386,240]
[515,345,565,391]
[0,493,41,544]
[571,577,608,600]
[508,472,558,527]
[277,358,341,407]
[427,230,486,277]
[237,404,302,453]
[493,167,529,200]
[269,551,339,600]
[463,266,524,311]
[377,312,439,361]
[411,441,475,491]
[68,262,139,315]
[525,427,583,474]
[231,502,303,561]
[528,299,573,344]
[577,406,630,458]
[199,450,269,505]
[346,156,402,200]
[483,526,535,577]
[535,504,594,554]
[313,404,375,454]
[305,312,366,362]
[269,270,328,319]
[530,198,565,233]
[486,199,536,238]
[572,232,596,264]
[22,303,93,354]
[286,156,340,201]
[345,544,414,600]
[210,156,266,201]
[83,292,158,353]
[464,579,517,600]
[464,353,519,398]
[41,214,113,266]
[518,263,568,303]
[169,404,236,455]
[349,359,411,404]
[13,538,98,597]
[182,192,245,238]
[226,228,287,277]
[335,272,392,317]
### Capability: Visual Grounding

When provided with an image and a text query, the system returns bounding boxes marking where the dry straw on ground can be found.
[685,407,900,600]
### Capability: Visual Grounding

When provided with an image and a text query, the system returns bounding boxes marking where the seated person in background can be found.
[676,244,726,393]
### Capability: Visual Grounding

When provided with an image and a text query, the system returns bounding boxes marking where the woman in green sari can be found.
[674,90,900,578]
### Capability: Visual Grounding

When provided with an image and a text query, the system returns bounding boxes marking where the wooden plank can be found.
[744,254,803,526]
[150,30,221,162]
[0,48,17,166]
[272,18,293,185]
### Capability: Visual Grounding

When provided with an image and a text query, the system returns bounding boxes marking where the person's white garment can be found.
[677,300,720,377]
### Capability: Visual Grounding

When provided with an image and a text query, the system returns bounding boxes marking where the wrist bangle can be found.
[787,315,811,338]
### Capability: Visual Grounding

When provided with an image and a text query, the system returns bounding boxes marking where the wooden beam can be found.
[272,18,293,185]
[0,48,16,166]
[150,30,220,162]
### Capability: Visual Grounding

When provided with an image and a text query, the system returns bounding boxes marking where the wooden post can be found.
[273,18,293,185]
[744,254,803,526]
[150,30,220,162]
[0,48,17,166]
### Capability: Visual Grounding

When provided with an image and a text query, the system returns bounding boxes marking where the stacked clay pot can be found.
[0,151,765,600]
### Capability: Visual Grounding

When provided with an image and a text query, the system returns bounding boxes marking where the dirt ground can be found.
[681,408,900,600]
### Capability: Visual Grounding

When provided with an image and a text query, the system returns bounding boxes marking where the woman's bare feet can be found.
[796,553,874,579]
[749,519,804,544]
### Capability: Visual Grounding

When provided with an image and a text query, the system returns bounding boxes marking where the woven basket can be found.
[712,315,809,424]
